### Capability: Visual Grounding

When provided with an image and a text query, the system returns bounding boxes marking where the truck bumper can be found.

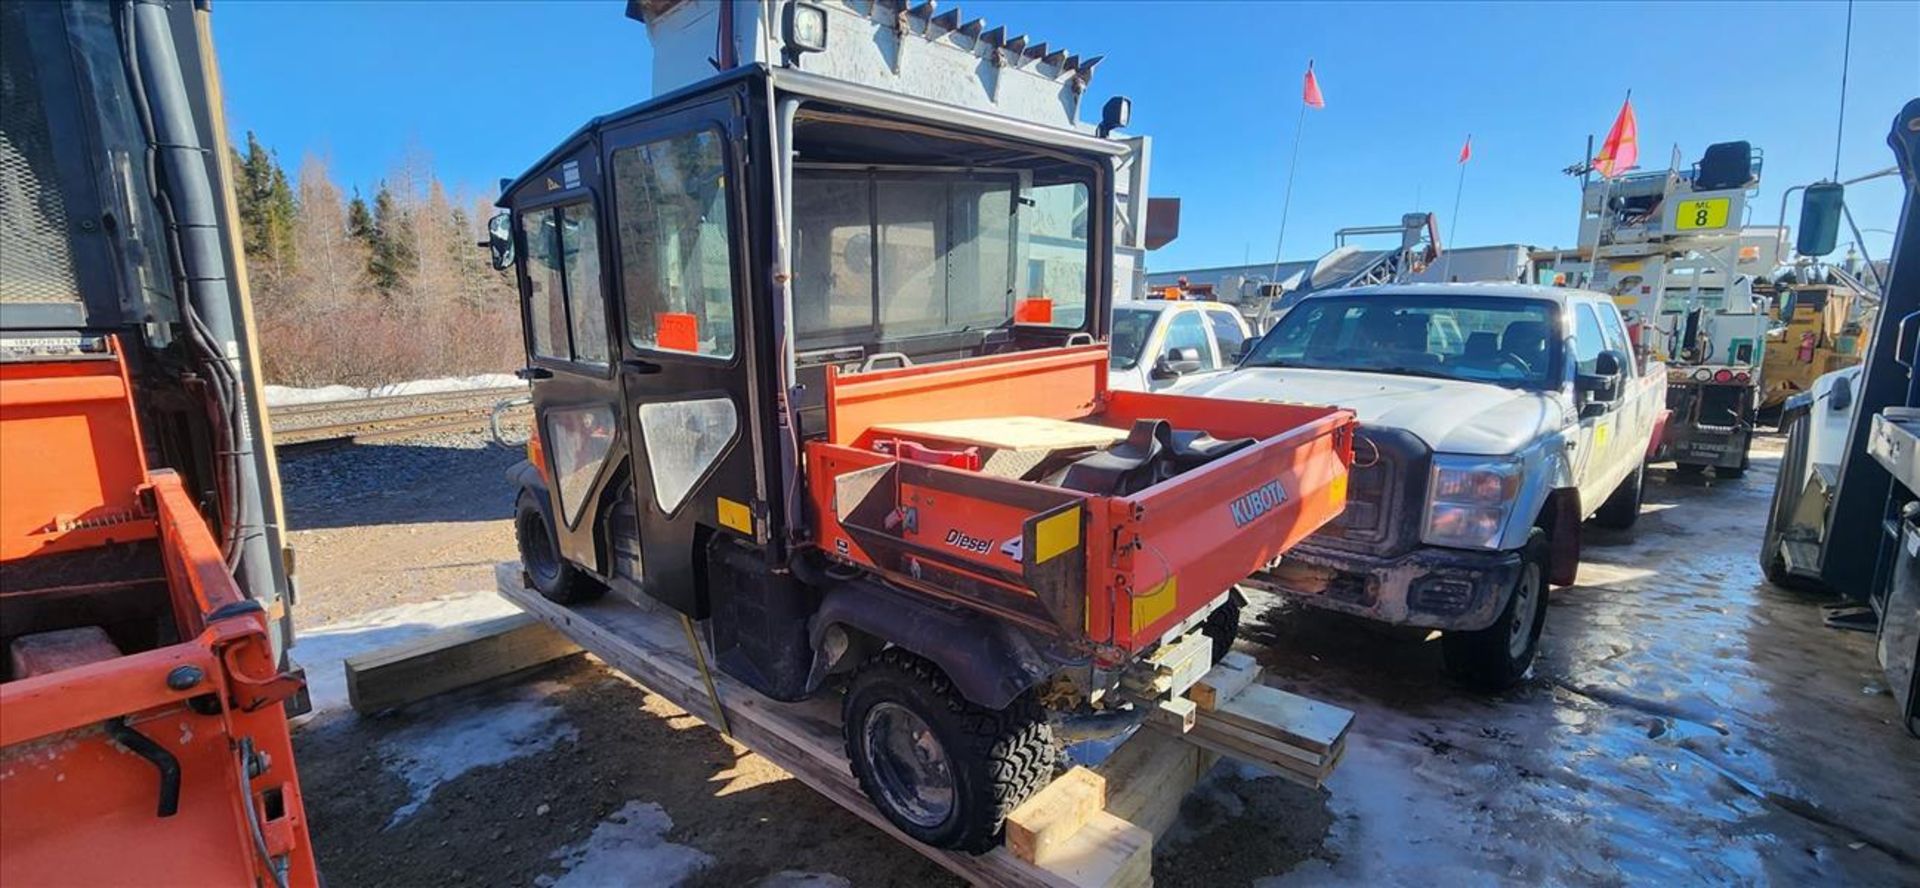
[1248,541,1523,631]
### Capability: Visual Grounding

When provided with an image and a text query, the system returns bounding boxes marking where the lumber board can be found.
[1040,811,1152,888]
[1096,729,1217,841]
[496,565,1088,888]
[1189,653,1261,711]
[1209,683,1352,755]
[344,611,582,715]
[1007,766,1106,864]
[871,416,1128,451]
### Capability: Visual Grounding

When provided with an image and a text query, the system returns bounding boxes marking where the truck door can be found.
[602,99,763,617]
[1570,301,1622,507]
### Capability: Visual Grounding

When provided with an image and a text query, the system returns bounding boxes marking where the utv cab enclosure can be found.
[493,0,1354,852]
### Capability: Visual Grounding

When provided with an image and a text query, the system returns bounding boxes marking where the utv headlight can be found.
[1423,457,1521,549]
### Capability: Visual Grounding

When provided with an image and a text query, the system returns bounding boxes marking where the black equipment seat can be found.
[1695,141,1754,191]
[1058,419,1255,496]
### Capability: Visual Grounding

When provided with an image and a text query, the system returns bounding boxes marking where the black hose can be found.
[105,718,181,818]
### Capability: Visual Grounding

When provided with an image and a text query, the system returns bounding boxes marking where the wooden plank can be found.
[1148,696,1196,733]
[1036,811,1152,888]
[1197,714,1328,769]
[344,611,582,715]
[1097,728,1217,841]
[1175,727,1335,790]
[1145,632,1214,699]
[1006,766,1106,864]
[871,416,1129,451]
[1209,683,1352,755]
[1189,653,1261,711]
[496,566,1086,888]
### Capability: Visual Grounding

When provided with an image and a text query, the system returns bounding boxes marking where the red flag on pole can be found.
[1458,135,1472,164]
[1302,61,1325,109]
[1594,96,1638,178]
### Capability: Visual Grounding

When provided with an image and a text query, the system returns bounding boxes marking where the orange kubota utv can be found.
[494,2,1357,853]
[0,2,316,885]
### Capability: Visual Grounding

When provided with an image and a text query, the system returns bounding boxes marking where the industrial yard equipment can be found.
[493,0,1354,851]
[1572,141,1778,477]
[0,1,316,884]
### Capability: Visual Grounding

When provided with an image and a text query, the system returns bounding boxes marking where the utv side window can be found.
[520,202,609,366]
[612,129,736,359]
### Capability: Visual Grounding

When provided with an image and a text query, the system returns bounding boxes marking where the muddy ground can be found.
[281,432,1920,886]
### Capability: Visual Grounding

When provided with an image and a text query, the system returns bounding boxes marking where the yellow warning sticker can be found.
[717,497,753,535]
[1594,421,1612,450]
[1674,198,1730,231]
[1132,575,1178,633]
[1330,472,1349,506]
[1033,507,1081,564]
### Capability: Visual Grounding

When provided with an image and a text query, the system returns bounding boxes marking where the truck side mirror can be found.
[487,212,514,271]
[1796,182,1845,257]
[1235,338,1257,362]
[1576,349,1625,413]
[1829,372,1855,413]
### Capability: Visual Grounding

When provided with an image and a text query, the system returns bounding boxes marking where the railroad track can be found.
[270,388,529,451]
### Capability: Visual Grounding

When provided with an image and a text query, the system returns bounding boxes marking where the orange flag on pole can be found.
[1458,134,1472,164]
[1302,61,1325,109]
[1594,96,1638,178]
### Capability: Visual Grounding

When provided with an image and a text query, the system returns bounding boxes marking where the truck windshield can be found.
[1109,306,1156,369]
[1242,293,1561,389]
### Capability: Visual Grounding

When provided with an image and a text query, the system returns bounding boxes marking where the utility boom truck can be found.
[1576,141,1776,476]
[492,0,1354,852]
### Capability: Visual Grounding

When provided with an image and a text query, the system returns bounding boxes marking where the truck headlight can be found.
[1423,457,1520,549]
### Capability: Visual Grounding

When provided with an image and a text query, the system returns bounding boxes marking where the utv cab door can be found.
[601,94,767,617]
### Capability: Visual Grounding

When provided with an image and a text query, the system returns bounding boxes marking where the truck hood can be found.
[1179,367,1566,455]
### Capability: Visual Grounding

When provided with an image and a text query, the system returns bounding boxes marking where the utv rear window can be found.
[611,129,736,360]
[520,202,607,366]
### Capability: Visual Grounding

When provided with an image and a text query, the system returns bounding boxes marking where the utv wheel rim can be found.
[862,702,954,829]
[518,511,560,586]
[1508,563,1542,660]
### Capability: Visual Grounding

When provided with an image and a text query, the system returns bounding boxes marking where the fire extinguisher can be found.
[1798,332,1816,363]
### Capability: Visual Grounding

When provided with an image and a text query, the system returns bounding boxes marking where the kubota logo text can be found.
[1228,480,1287,528]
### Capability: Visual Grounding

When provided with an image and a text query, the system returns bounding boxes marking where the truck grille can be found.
[1313,427,1430,556]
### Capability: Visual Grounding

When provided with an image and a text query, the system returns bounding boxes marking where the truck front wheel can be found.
[1590,460,1645,530]
[1442,530,1550,690]
[843,648,1054,853]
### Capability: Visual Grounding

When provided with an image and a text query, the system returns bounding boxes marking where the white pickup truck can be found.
[1180,283,1665,688]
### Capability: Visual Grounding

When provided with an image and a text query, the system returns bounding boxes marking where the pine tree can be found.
[235,131,296,268]
[366,183,415,295]
[346,190,373,243]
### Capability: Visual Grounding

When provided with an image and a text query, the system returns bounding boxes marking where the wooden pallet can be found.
[487,565,1349,887]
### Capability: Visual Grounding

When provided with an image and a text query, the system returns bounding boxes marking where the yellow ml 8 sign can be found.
[1673,198,1731,231]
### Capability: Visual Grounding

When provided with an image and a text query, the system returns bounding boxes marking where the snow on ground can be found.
[535,800,713,888]
[291,591,520,714]
[265,373,522,407]
[377,680,580,828]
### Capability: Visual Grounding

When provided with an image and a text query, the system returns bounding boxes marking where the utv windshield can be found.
[1242,293,1562,389]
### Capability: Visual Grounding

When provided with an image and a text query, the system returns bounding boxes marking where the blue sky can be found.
[215,0,1918,271]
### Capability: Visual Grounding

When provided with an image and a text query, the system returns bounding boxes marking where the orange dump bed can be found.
[0,340,317,887]
[806,345,1354,654]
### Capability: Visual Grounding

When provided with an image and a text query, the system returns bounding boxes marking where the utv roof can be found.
[500,63,1129,205]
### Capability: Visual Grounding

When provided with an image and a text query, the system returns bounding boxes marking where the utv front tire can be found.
[1442,530,1550,691]
[515,490,603,604]
[843,649,1054,853]
[1201,590,1245,664]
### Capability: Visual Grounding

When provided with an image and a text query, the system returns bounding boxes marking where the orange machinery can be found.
[806,344,1354,657]
[0,338,317,887]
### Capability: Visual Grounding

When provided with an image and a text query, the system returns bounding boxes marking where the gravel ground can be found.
[270,388,526,433]
[279,427,525,625]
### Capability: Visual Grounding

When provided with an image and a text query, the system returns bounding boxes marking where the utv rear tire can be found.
[1442,530,1550,691]
[515,490,603,604]
[843,649,1054,853]
[1201,591,1245,664]
[1591,460,1645,530]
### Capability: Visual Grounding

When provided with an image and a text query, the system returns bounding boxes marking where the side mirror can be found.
[486,212,514,271]
[1098,95,1132,138]
[1161,346,1204,376]
[1829,373,1855,413]
[1576,349,1625,406]
[1796,182,1845,257]
[1235,338,1257,362]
